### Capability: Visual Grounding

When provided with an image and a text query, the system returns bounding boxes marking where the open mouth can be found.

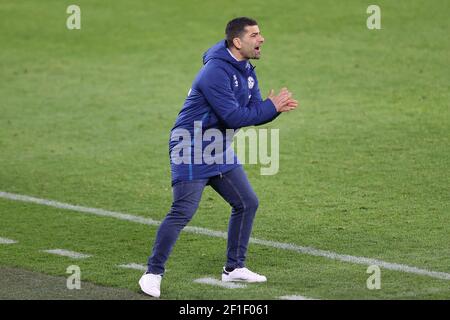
[255,46,261,53]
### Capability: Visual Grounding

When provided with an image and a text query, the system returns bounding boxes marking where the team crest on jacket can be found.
[233,74,239,87]
[247,76,255,89]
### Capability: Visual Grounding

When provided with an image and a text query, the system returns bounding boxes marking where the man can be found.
[139,17,298,298]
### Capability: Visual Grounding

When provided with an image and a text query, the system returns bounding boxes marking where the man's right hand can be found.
[268,88,298,112]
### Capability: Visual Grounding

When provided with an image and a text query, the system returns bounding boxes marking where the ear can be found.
[232,37,242,50]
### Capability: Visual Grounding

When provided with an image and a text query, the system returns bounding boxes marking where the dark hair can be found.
[225,17,258,48]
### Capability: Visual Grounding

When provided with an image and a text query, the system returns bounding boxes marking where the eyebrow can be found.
[250,32,260,36]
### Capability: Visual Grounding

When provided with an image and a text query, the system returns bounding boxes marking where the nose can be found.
[259,35,265,43]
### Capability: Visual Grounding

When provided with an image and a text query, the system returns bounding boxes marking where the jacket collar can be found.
[203,40,255,74]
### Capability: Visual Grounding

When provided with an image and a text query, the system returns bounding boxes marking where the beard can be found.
[242,46,261,60]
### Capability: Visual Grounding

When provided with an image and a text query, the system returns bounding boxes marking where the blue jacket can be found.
[169,40,280,185]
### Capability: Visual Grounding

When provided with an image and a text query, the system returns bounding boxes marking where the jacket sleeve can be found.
[247,76,281,126]
[198,66,278,129]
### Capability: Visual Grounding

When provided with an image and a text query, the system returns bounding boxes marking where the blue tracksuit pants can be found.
[147,165,259,275]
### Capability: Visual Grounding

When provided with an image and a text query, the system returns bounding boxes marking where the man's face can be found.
[235,25,265,59]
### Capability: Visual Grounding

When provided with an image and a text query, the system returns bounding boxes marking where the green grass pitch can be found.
[0,0,449,299]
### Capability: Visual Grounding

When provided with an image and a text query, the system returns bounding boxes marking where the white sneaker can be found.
[221,267,267,283]
[139,273,162,298]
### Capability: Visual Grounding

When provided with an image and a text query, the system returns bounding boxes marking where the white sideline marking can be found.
[118,263,147,271]
[1,191,450,281]
[42,249,91,259]
[0,237,17,244]
[194,277,247,289]
[279,295,317,300]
